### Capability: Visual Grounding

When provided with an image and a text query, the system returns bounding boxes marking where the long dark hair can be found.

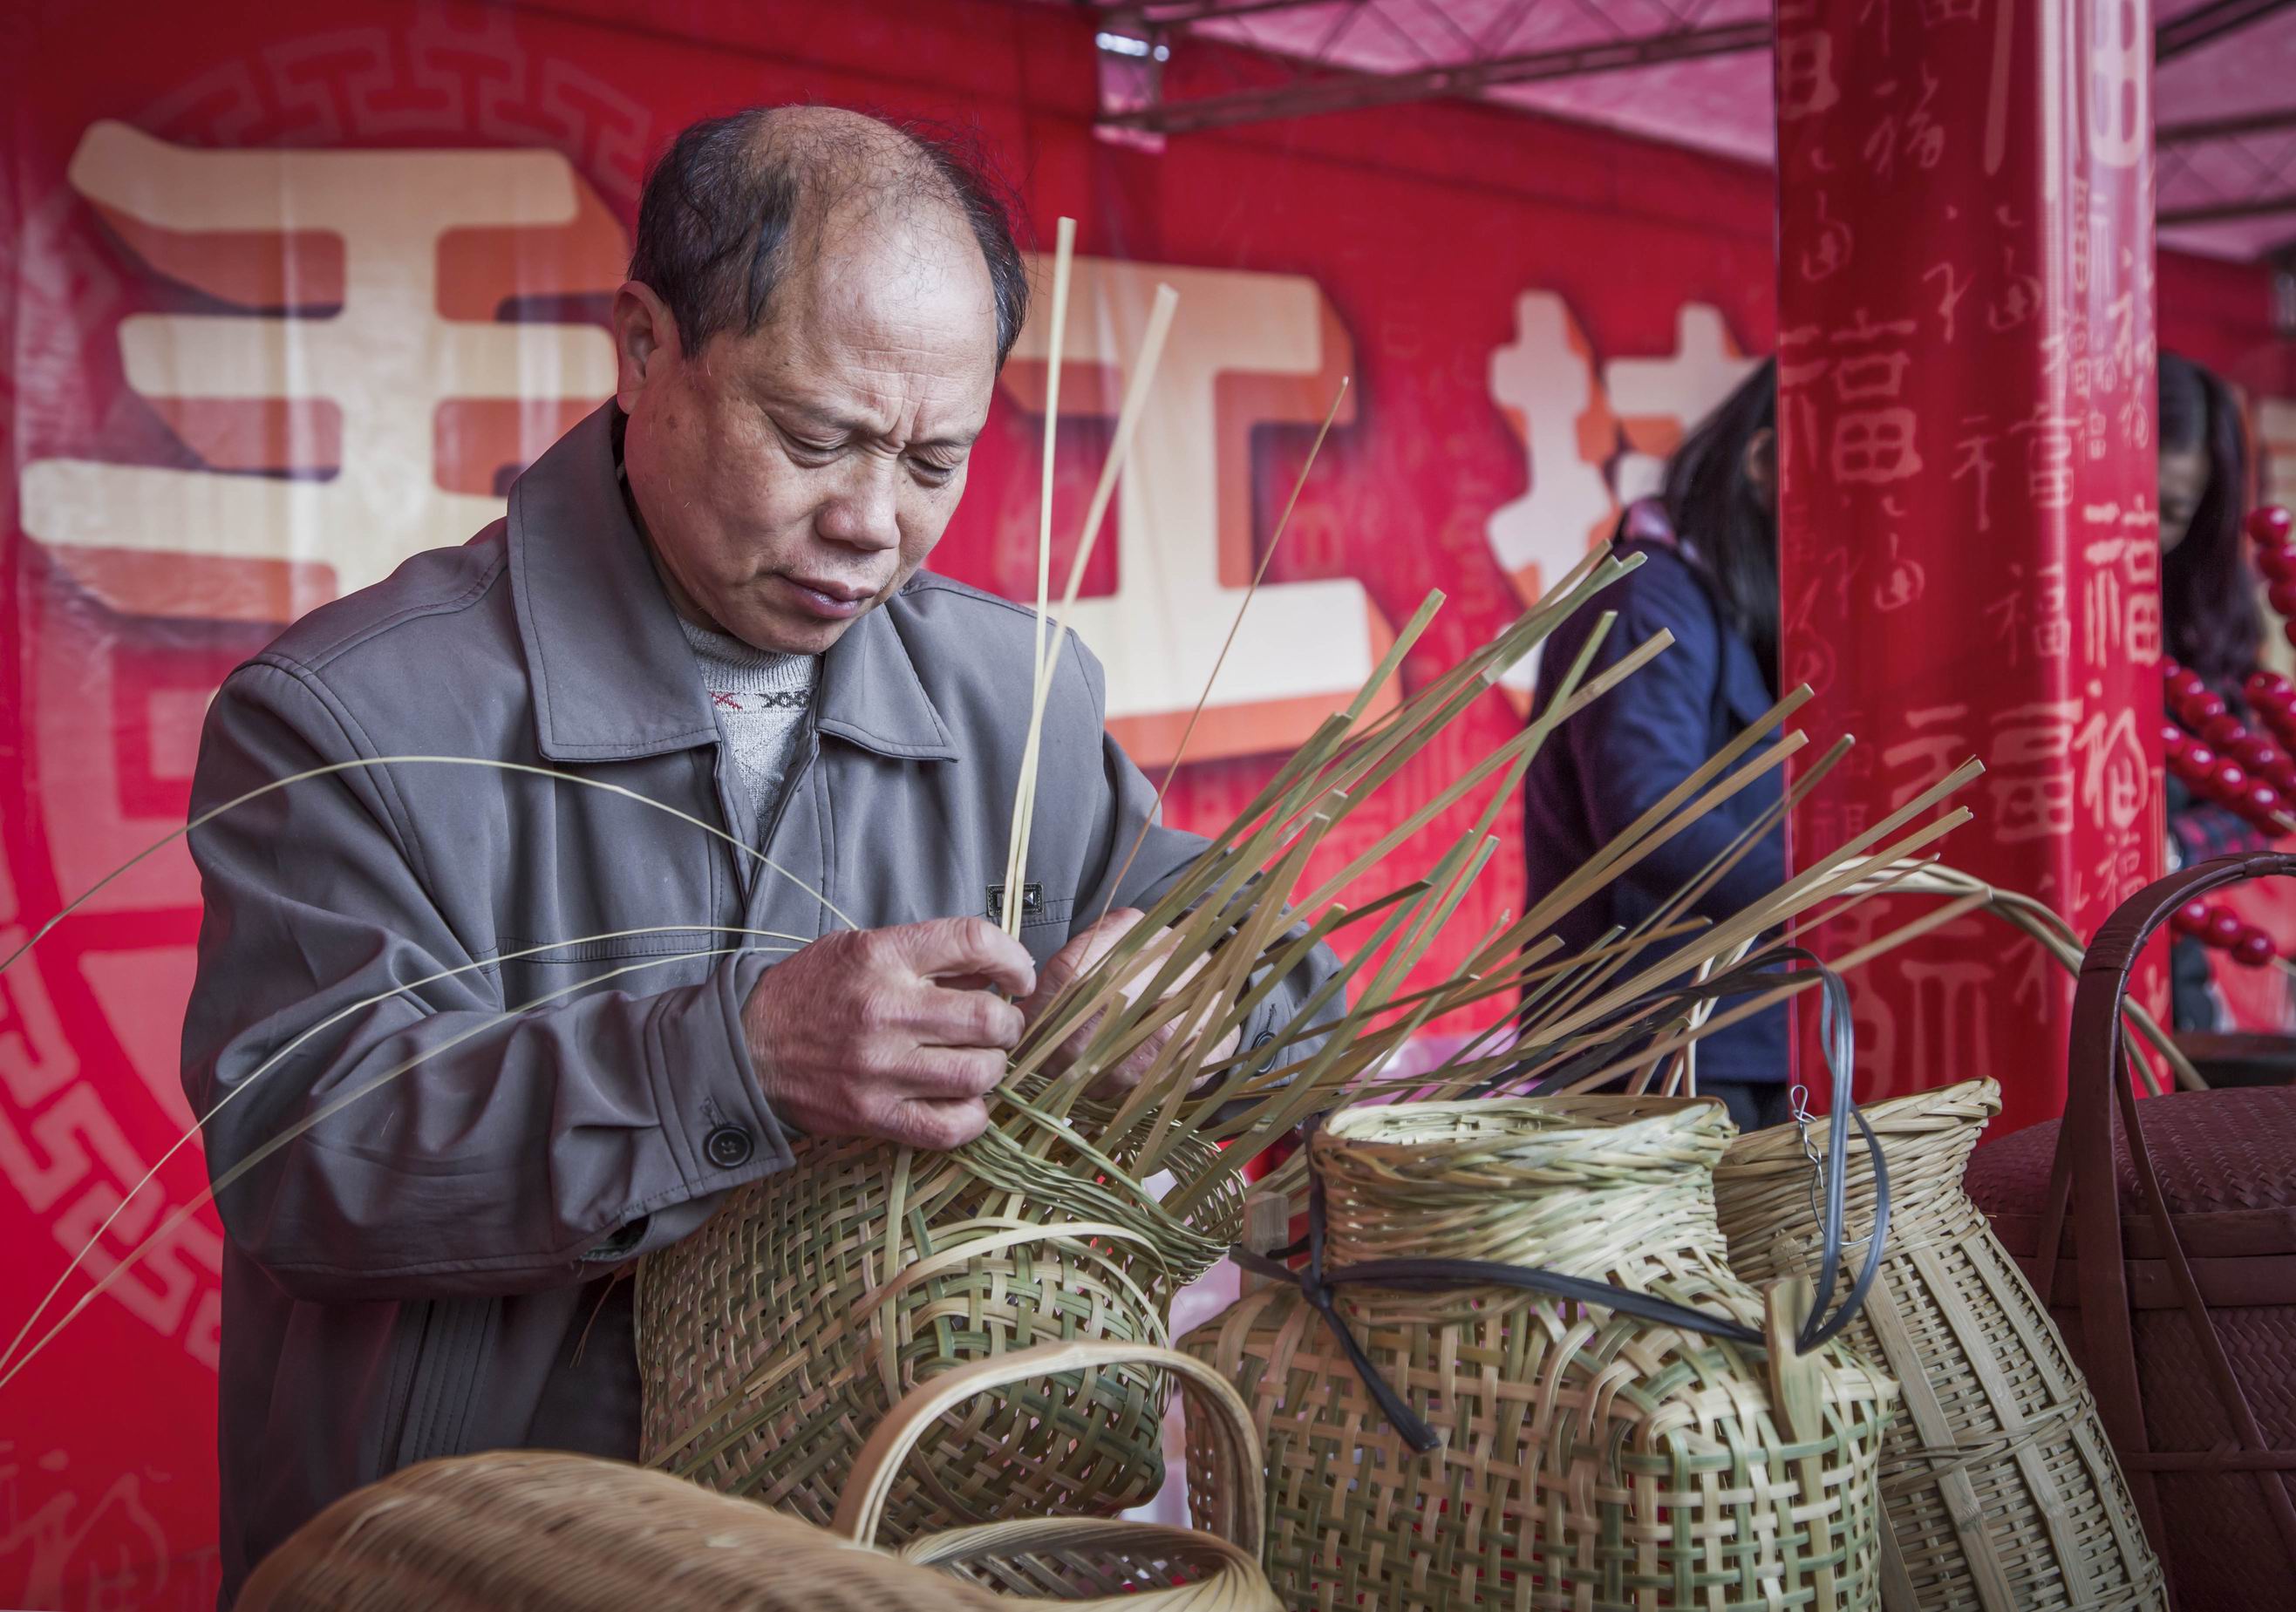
[1659,356,1779,681]
[2161,351,2261,689]
[2158,356,2268,693]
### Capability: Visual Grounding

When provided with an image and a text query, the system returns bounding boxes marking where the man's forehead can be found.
[725,211,996,412]
[730,312,996,442]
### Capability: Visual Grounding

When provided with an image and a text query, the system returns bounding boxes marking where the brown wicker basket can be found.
[1714,1078,2165,1612]
[1182,1095,1899,1611]
[833,1339,1280,1610]
[1963,852,2296,1611]
[233,1448,1008,1611]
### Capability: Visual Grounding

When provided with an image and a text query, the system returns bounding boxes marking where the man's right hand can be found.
[740,916,1038,1151]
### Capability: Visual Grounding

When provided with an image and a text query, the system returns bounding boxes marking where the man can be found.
[183,106,1332,1597]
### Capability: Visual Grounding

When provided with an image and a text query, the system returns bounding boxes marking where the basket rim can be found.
[1714,1078,2002,1171]
[896,1514,1264,1575]
[1317,1094,1731,1163]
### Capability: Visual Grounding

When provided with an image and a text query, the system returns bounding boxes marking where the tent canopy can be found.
[1086,0,2294,262]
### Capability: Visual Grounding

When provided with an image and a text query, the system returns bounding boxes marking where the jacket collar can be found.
[506,404,957,764]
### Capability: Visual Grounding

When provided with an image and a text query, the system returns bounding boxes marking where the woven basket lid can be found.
[236,1450,1008,1611]
[1966,1087,2296,1233]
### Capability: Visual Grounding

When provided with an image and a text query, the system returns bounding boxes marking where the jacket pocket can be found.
[384,1296,497,1471]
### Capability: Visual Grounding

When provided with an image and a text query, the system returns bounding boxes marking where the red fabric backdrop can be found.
[0,0,2283,1604]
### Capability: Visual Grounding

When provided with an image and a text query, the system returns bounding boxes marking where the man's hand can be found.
[1021,909,1243,1098]
[742,916,1036,1151]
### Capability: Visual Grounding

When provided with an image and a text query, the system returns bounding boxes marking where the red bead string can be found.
[2157,507,2295,974]
[2163,664,2293,835]
[2171,897,2279,968]
[2248,507,2296,769]
[2245,669,2296,765]
[2162,505,2296,839]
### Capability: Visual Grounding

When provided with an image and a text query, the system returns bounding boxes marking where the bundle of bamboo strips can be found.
[634,525,1987,1537]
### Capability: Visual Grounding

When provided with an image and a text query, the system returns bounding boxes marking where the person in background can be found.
[1523,359,1788,1134]
[2161,350,2266,1030]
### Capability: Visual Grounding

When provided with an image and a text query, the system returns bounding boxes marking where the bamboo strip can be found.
[1001,215,1075,938]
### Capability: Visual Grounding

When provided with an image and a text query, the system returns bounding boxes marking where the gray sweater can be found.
[676,616,816,843]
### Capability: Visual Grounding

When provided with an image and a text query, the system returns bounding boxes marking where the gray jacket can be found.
[183,404,1332,1598]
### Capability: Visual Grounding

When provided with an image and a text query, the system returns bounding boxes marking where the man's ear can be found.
[612,281,680,411]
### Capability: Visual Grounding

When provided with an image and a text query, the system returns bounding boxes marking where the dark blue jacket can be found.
[1522,541,1788,1085]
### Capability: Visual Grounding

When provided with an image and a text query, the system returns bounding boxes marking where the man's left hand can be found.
[1020,909,1243,1098]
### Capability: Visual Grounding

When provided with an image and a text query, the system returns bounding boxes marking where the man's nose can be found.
[815,455,902,552]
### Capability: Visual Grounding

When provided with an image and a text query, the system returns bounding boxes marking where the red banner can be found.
[0,0,2285,1604]
[1775,0,2165,1132]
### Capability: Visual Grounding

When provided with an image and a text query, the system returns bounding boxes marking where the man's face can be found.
[613,206,1000,654]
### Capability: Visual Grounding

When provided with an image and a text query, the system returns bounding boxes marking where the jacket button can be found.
[1252,1028,1278,1072]
[704,1125,754,1170]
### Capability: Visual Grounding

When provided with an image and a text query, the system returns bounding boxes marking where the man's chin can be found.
[722,600,867,656]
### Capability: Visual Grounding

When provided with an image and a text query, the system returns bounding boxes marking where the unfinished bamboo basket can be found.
[832,1339,1280,1610]
[629,532,1982,1546]
[628,548,1708,1536]
[1713,1079,2165,1612]
[233,1448,1008,1611]
[1182,1095,1899,1611]
[637,1119,1238,1534]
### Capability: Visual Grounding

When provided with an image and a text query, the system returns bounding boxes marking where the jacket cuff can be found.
[644,949,797,1195]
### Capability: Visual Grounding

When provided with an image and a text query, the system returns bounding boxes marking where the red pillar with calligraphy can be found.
[1775,0,2160,1131]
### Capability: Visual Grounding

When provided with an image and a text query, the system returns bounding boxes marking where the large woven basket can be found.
[637,1119,1241,1538]
[833,1339,1280,1610]
[1963,852,2296,1611]
[1181,1095,1900,1610]
[1714,1078,2165,1612]
[232,1448,1008,1610]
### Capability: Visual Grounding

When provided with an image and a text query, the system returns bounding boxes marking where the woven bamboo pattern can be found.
[233,1449,1007,1611]
[1182,1096,1899,1611]
[631,541,1982,1547]
[1714,1079,2165,1612]
[833,1339,1281,1610]
[637,1119,1235,1534]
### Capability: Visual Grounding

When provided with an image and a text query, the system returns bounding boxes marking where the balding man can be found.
[183,106,1336,1595]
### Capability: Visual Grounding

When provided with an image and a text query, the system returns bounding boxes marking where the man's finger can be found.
[889,916,1037,998]
[1042,908,1146,991]
[889,1097,991,1152]
[910,988,1027,1051]
[1084,1028,1170,1098]
[891,1047,1009,1100]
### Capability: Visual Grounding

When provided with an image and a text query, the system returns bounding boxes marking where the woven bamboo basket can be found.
[1714,1079,2166,1612]
[637,1116,1242,1536]
[232,1448,1009,1611]
[1182,1095,1900,1611]
[832,1339,1280,1610]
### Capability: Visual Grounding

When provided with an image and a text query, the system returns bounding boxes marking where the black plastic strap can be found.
[1238,950,1890,1447]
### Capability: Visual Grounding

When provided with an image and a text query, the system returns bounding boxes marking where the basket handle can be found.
[828,1339,1265,1561]
[2052,851,2296,1562]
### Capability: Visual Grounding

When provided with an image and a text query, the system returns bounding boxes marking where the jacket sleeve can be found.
[180,658,794,1305]
[1063,636,1345,1064]
[1559,554,1786,923]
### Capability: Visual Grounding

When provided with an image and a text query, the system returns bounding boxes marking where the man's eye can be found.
[780,426,841,457]
[910,457,961,486]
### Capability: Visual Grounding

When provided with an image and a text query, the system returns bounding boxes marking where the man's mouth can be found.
[776,575,876,621]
